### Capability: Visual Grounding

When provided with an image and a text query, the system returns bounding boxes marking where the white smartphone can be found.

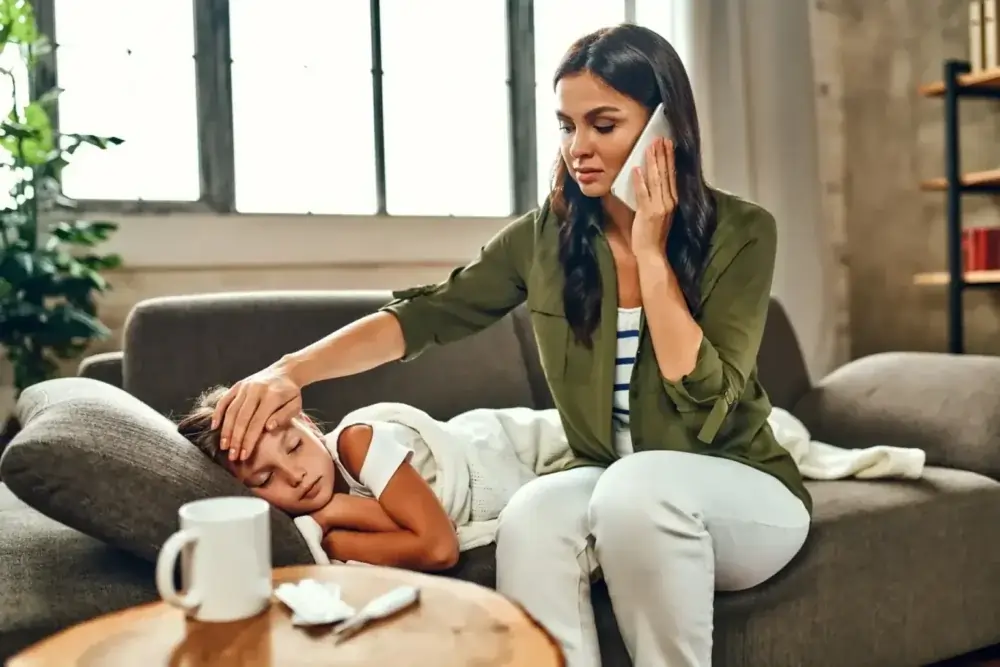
[610,103,673,211]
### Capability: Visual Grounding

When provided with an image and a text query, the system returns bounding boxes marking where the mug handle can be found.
[155,529,201,611]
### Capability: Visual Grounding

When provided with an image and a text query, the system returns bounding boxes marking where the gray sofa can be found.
[3,291,1000,667]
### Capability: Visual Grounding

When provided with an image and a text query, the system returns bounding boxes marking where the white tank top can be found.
[613,307,641,457]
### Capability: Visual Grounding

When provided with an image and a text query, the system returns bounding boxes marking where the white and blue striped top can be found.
[613,306,642,456]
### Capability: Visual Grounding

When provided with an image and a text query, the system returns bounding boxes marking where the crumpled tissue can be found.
[274,578,356,626]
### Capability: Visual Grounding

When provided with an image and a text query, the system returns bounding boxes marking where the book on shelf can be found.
[986,0,1000,68]
[972,0,986,71]
[962,226,1000,271]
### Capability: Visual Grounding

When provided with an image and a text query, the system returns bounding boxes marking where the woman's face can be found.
[555,70,652,198]
[226,416,336,516]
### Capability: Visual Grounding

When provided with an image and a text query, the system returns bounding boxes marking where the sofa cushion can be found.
[0,484,157,661]
[0,377,313,567]
[714,467,1000,666]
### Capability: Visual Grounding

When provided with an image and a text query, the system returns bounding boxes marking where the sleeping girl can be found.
[176,386,573,571]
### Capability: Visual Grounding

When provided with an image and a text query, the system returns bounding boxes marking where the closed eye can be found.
[250,472,272,488]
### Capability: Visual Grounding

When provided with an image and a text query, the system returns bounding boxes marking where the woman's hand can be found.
[631,136,677,256]
[211,364,303,462]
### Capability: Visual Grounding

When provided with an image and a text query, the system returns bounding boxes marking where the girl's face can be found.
[226,416,336,515]
[555,70,651,199]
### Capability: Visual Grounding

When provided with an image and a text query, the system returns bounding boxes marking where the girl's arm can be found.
[321,530,457,571]
[322,424,459,572]
[310,494,402,533]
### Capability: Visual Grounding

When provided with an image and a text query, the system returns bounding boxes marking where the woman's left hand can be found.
[631,137,677,255]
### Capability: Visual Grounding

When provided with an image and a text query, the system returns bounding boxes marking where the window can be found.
[37,0,691,216]
[54,0,200,201]
[229,1,377,215]
[230,0,511,216]
[380,0,511,216]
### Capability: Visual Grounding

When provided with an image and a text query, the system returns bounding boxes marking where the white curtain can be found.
[678,0,848,376]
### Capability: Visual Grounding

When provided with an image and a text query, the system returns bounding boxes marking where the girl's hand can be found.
[311,493,403,533]
[631,137,677,256]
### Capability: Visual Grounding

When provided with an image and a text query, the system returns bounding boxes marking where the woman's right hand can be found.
[211,364,303,462]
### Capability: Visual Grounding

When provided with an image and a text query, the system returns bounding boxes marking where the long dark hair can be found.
[550,24,716,346]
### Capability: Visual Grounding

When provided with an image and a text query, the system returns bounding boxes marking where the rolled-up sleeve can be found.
[380,210,535,361]
[661,209,777,443]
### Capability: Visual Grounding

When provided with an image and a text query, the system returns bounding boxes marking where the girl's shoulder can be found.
[328,422,416,500]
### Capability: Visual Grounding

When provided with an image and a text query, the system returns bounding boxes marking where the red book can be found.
[987,228,1000,270]
[974,228,986,271]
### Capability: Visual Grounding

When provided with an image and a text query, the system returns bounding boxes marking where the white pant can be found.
[495,450,810,667]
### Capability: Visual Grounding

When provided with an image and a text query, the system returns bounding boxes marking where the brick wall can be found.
[813,0,1000,356]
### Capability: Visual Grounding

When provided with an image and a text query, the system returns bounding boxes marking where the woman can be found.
[212,24,811,667]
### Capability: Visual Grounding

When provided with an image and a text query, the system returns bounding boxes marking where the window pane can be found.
[0,44,32,211]
[381,1,511,216]
[54,0,199,201]
[230,1,376,215]
[534,2,626,205]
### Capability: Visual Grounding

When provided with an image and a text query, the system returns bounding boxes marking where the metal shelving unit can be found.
[916,59,1000,354]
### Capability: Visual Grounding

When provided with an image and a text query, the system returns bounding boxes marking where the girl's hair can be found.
[175,386,322,465]
[550,24,717,346]
[176,386,229,464]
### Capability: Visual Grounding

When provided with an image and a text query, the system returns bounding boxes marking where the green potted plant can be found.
[0,0,124,445]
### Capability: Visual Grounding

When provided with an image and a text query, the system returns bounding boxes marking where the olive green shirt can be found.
[381,189,812,514]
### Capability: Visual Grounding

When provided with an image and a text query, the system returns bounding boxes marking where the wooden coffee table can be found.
[7,564,564,667]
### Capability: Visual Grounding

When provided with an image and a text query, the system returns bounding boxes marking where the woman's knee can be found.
[497,467,603,550]
[588,451,702,538]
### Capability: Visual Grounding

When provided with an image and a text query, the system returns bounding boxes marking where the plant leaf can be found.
[0,102,53,164]
[50,303,110,339]
[0,0,38,45]
[62,133,125,154]
[49,219,119,246]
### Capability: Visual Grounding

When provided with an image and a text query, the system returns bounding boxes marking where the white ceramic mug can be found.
[155,496,272,622]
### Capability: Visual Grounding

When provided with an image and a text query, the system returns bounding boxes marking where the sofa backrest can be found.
[123,292,810,425]
[123,292,542,425]
[756,299,812,410]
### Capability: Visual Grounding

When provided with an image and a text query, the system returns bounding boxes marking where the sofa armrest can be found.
[793,351,1000,479]
[77,351,124,388]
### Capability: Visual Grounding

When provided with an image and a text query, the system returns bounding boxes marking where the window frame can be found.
[33,0,659,218]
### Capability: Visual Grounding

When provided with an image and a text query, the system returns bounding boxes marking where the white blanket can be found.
[294,405,925,564]
[768,407,925,480]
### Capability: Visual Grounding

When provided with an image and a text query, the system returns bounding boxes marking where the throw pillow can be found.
[0,376,312,566]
